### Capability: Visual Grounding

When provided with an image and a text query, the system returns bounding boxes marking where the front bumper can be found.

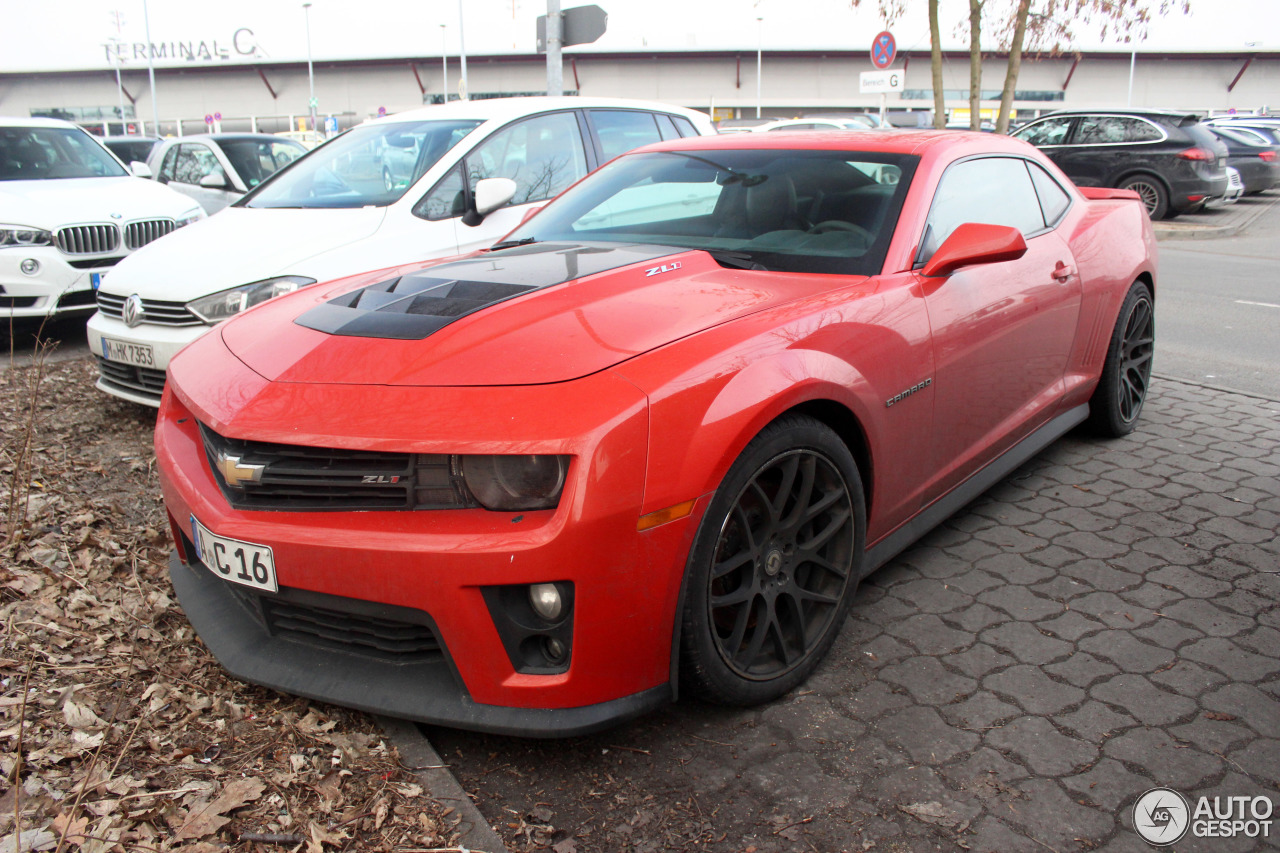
[86,311,209,407]
[156,349,705,734]
[0,248,114,318]
[168,551,670,736]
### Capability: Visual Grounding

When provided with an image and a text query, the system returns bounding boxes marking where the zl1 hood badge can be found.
[645,261,682,277]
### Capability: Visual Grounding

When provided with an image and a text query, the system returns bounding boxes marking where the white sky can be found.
[0,0,1273,73]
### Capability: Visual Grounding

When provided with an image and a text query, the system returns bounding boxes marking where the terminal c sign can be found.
[101,28,263,65]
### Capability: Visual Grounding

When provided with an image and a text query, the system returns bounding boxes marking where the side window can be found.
[1027,161,1072,227]
[159,146,179,182]
[1015,117,1073,147]
[1122,118,1164,142]
[174,144,225,185]
[918,157,1046,264]
[1076,116,1133,144]
[655,114,680,141]
[671,116,698,137]
[590,110,663,161]
[414,163,467,221]
[465,112,588,206]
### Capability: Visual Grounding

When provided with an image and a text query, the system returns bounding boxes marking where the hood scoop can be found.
[294,242,678,341]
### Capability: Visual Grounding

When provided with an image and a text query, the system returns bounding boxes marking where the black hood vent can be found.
[294,242,680,340]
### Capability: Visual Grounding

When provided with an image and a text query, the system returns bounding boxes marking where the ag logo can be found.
[1133,787,1190,846]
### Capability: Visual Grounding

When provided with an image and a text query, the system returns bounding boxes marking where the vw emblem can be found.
[122,294,145,328]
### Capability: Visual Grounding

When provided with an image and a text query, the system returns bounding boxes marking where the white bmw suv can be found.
[87,97,715,406]
[0,117,204,322]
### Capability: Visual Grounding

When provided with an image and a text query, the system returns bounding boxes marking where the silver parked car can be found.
[148,133,307,214]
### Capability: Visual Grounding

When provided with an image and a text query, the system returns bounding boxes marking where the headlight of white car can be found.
[0,225,54,249]
[175,209,204,228]
[187,276,317,324]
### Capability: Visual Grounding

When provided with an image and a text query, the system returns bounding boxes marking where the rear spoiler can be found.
[1078,187,1142,202]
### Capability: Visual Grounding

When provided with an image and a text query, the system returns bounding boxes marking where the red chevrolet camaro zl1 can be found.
[155,130,1156,736]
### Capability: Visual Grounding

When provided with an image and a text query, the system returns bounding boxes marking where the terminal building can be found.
[2,46,1276,136]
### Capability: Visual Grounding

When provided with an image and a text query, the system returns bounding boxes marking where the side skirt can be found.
[863,403,1090,575]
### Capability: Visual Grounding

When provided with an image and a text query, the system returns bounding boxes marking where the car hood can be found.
[219,242,846,387]
[0,176,200,227]
[99,206,387,301]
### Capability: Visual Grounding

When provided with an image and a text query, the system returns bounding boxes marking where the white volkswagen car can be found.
[0,117,204,321]
[87,97,715,406]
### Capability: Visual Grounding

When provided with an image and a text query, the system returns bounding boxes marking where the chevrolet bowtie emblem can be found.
[216,452,265,488]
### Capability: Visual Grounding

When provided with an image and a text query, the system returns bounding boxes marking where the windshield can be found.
[500,149,917,275]
[0,127,128,181]
[243,118,482,209]
[219,139,307,189]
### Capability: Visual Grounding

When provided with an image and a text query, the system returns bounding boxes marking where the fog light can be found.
[542,636,567,664]
[529,583,563,621]
[20,259,39,275]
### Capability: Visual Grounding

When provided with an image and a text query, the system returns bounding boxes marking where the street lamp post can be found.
[303,3,318,131]
[756,16,763,119]
[142,0,159,135]
[440,24,448,102]
[457,0,469,100]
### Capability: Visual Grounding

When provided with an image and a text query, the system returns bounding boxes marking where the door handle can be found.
[1052,261,1076,282]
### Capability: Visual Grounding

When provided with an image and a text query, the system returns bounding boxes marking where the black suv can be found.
[1013,109,1228,219]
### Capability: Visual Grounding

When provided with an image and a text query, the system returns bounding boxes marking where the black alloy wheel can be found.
[680,416,865,705]
[1087,281,1155,437]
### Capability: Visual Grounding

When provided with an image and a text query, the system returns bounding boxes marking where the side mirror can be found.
[921,222,1028,278]
[130,161,153,179]
[461,177,519,228]
[199,173,229,190]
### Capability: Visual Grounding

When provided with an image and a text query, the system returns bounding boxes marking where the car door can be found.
[413,110,591,255]
[915,155,1082,501]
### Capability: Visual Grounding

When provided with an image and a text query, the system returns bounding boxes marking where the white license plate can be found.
[90,271,107,289]
[190,515,278,593]
[101,337,155,367]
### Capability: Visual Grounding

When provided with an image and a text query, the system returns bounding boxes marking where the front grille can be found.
[57,224,120,255]
[124,218,176,250]
[95,356,166,400]
[261,597,443,663]
[68,258,121,270]
[199,424,479,511]
[96,291,202,326]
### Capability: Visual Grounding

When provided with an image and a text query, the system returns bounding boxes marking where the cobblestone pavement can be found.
[427,377,1280,852]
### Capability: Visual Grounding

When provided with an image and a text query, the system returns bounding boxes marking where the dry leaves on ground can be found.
[1,357,462,852]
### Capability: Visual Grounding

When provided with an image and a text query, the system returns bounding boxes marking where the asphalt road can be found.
[1155,197,1280,400]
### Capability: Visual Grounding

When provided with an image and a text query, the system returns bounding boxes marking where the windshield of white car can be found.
[241,119,483,209]
[501,149,917,275]
[0,127,129,181]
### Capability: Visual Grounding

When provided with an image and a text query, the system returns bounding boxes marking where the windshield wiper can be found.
[488,236,538,251]
[706,249,768,271]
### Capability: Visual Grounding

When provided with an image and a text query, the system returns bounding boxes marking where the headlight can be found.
[175,209,204,228]
[187,275,316,324]
[462,455,569,511]
[0,225,54,249]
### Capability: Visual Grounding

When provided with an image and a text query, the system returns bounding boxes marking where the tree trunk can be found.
[997,0,1032,134]
[930,0,946,128]
[968,0,983,131]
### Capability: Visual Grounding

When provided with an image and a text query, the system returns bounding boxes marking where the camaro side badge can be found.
[645,261,682,277]
[886,378,933,408]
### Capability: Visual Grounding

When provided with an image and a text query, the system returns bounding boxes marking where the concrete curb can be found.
[378,716,509,853]
[1153,193,1277,240]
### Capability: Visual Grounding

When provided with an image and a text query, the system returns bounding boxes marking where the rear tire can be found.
[1086,281,1155,437]
[679,415,865,706]
[1119,174,1170,220]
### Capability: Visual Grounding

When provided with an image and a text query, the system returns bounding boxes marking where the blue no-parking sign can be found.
[871,31,896,69]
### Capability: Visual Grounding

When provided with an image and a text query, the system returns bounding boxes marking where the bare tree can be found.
[968,0,985,130]
[996,0,1032,133]
[929,0,946,127]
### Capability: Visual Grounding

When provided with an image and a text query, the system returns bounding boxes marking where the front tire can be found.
[679,415,865,705]
[1086,281,1155,437]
